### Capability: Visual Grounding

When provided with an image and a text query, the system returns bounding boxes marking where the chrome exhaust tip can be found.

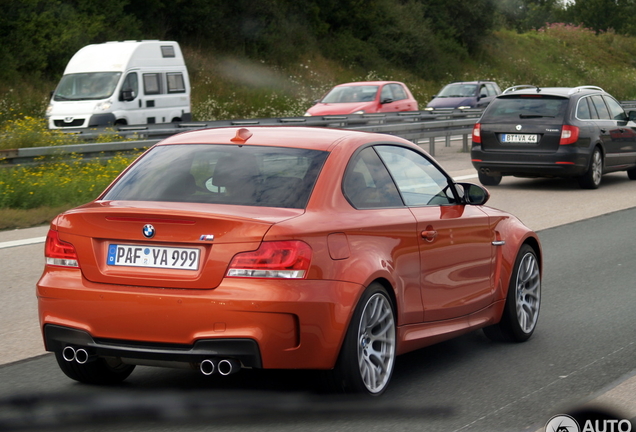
[217,358,241,376]
[62,346,76,362]
[199,359,217,376]
[74,348,90,364]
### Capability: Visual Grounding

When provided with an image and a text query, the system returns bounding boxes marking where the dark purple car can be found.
[426,81,501,110]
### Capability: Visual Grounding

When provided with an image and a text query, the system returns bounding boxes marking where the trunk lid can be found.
[480,94,569,153]
[54,201,303,289]
[480,120,564,153]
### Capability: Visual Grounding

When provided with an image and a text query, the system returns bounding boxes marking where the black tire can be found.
[55,352,135,385]
[577,147,603,189]
[483,244,541,343]
[627,167,636,180]
[327,283,396,396]
[478,171,502,186]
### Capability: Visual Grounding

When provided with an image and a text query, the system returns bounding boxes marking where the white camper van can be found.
[46,40,191,129]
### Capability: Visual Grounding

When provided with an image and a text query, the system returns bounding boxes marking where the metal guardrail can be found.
[4,100,636,166]
[0,109,483,166]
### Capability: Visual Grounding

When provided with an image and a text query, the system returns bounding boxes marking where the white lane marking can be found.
[0,236,46,250]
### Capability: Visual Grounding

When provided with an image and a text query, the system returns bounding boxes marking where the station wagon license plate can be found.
[501,134,538,144]
[107,244,200,270]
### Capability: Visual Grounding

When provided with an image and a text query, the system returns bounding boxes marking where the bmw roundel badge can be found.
[142,224,155,239]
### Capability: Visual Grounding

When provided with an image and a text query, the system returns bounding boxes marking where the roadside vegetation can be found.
[2,0,636,230]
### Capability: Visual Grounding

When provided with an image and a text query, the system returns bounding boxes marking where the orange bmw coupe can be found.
[37,126,541,395]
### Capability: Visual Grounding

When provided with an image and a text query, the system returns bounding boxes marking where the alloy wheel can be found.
[357,293,396,394]
[515,252,541,334]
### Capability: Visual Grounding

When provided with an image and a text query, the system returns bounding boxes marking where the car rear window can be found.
[482,95,569,121]
[102,144,329,208]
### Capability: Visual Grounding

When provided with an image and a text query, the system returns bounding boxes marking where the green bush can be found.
[0,153,137,210]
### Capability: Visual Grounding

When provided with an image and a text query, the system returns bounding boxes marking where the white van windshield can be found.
[54,72,122,101]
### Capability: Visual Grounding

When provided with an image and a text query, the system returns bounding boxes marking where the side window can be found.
[390,84,407,101]
[590,95,611,119]
[375,145,457,206]
[343,147,403,209]
[479,85,488,97]
[486,83,497,96]
[603,96,627,121]
[167,73,186,93]
[120,72,138,101]
[577,97,593,120]
[143,73,161,95]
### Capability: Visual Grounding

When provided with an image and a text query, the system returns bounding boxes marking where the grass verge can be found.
[0,205,73,231]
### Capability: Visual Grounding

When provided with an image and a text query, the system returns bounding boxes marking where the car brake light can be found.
[560,125,579,145]
[227,240,312,279]
[472,123,482,143]
[45,229,79,268]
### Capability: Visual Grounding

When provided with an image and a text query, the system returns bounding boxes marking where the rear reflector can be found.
[45,230,79,268]
[559,125,579,145]
[227,240,312,279]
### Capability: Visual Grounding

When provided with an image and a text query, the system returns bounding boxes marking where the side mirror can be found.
[456,182,490,205]
[628,110,636,122]
[120,89,135,102]
[381,98,394,104]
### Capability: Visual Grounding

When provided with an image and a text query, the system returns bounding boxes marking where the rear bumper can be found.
[37,269,362,370]
[471,144,590,177]
[45,324,262,368]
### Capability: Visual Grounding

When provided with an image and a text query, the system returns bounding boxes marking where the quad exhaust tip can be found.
[62,346,91,364]
[199,358,241,376]
[62,346,242,375]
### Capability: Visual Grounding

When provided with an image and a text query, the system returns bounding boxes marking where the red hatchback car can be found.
[37,126,541,395]
[305,81,418,116]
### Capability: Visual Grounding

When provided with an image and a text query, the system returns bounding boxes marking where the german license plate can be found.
[107,244,200,270]
[502,134,538,143]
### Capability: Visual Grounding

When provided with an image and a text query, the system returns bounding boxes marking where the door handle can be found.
[421,230,438,241]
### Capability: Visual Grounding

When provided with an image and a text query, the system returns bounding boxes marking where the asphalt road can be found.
[1,140,635,431]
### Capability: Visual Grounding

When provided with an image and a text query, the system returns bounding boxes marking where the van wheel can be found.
[627,167,636,180]
[114,119,127,126]
[578,148,603,189]
[171,117,182,123]
[478,171,502,186]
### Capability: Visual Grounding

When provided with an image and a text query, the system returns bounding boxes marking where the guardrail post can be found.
[445,135,451,147]
[463,134,469,153]
[428,137,435,156]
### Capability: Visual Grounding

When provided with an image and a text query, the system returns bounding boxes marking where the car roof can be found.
[157,126,411,152]
[500,85,606,97]
[335,81,404,86]
[444,81,497,85]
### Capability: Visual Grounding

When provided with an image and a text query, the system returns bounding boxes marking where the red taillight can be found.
[45,229,79,268]
[559,125,579,145]
[472,123,482,143]
[227,241,312,279]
